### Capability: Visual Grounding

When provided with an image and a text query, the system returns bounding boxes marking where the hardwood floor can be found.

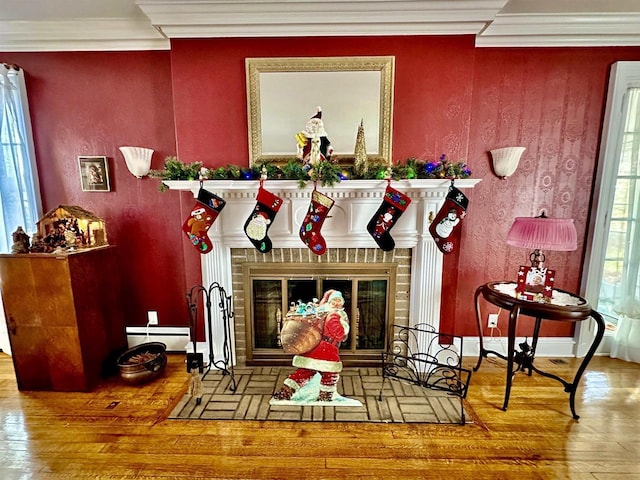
[0,352,638,479]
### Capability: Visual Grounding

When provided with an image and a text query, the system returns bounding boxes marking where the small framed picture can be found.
[516,266,555,302]
[78,156,110,192]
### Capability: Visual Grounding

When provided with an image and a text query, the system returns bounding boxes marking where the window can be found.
[580,62,640,358]
[0,64,42,253]
[599,88,640,322]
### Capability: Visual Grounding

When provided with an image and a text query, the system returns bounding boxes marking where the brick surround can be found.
[230,247,412,366]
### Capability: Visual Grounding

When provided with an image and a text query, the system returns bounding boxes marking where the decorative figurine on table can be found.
[11,226,30,254]
[29,233,50,253]
[516,265,555,302]
[271,289,361,406]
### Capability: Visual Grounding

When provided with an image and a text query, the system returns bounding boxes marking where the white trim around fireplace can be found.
[165,178,481,365]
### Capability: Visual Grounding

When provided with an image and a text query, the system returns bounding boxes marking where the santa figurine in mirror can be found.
[295,106,334,168]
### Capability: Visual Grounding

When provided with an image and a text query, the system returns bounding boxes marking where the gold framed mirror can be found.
[246,56,394,165]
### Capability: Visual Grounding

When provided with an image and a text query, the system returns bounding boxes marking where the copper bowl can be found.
[116,342,167,385]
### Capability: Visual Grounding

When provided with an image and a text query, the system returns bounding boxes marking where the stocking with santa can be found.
[244,183,283,253]
[366,181,412,251]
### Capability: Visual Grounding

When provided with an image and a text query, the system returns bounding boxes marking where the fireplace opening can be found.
[242,261,399,366]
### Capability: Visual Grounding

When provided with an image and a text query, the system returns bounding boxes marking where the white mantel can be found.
[165,178,481,363]
[165,178,480,248]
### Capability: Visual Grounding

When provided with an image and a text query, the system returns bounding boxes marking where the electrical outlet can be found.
[147,311,159,326]
[487,313,499,328]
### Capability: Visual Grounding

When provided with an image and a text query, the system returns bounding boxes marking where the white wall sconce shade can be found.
[119,146,154,178]
[490,146,526,179]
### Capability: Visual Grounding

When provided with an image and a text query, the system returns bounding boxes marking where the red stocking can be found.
[182,188,226,254]
[299,188,334,255]
[429,184,468,254]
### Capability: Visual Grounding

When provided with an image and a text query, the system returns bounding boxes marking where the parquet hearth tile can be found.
[169,366,469,424]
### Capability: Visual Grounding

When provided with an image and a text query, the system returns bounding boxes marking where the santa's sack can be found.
[280,312,326,355]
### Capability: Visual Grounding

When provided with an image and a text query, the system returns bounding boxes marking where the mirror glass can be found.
[246,56,394,165]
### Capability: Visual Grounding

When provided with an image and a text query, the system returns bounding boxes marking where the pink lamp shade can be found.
[506,216,578,251]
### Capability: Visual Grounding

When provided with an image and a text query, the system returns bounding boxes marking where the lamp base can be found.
[529,249,545,268]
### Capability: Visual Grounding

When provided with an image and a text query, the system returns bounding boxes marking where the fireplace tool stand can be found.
[186,282,237,405]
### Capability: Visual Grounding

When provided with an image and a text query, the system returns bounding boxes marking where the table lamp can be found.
[506,212,578,268]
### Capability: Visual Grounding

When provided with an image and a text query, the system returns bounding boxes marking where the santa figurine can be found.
[272,289,349,402]
[295,106,334,167]
[371,207,396,239]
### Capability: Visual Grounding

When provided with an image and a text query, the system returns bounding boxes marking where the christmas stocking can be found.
[366,182,412,251]
[182,188,226,254]
[244,183,283,253]
[299,188,334,255]
[429,185,468,254]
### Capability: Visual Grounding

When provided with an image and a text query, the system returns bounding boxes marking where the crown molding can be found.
[0,0,639,51]
[0,19,169,52]
[137,0,506,37]
[476,12,640,47]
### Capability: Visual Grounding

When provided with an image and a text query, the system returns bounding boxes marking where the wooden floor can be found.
[0,353,638,479]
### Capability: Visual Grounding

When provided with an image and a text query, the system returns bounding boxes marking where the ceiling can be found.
[0,0,639,52]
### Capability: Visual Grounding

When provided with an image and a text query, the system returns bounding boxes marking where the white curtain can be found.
[609,88,640,363]
[0,63,41,253]
[611,314,640,363]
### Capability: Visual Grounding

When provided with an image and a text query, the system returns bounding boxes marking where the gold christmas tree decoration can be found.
[354,119,368,176]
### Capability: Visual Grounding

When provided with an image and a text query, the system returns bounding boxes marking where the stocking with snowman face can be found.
[429,184,468,254]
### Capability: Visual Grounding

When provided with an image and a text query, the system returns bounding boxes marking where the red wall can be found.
[169,37,640,337]
[459,47,640,337]
[3,39,640,339]
[0,51,191,328]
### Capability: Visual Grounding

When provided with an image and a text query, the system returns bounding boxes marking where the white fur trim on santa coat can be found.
[292,355,343,373]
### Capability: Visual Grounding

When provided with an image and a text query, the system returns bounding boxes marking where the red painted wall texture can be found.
[0,51,190,328]
[169,37,640,337]
[459,47,639,337]
[3,39,640,340]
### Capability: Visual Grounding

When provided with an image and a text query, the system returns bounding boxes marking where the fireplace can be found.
[235,248,409,366]
[166,179,480,365]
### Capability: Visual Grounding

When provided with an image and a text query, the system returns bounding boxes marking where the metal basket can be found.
[116,342,167,385]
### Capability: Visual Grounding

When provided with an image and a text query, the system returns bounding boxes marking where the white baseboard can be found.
[126,326,191,352]
[462,335,577,358]
[124,329,586,360]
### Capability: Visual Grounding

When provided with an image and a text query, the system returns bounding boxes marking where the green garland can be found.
[149,154,472,190]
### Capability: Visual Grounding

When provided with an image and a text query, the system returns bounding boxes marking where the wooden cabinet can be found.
[0,246,127,391]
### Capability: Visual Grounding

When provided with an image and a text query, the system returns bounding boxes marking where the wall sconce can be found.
[119,146,154,178]
[506,212,577,268]
[490,146,526,179]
